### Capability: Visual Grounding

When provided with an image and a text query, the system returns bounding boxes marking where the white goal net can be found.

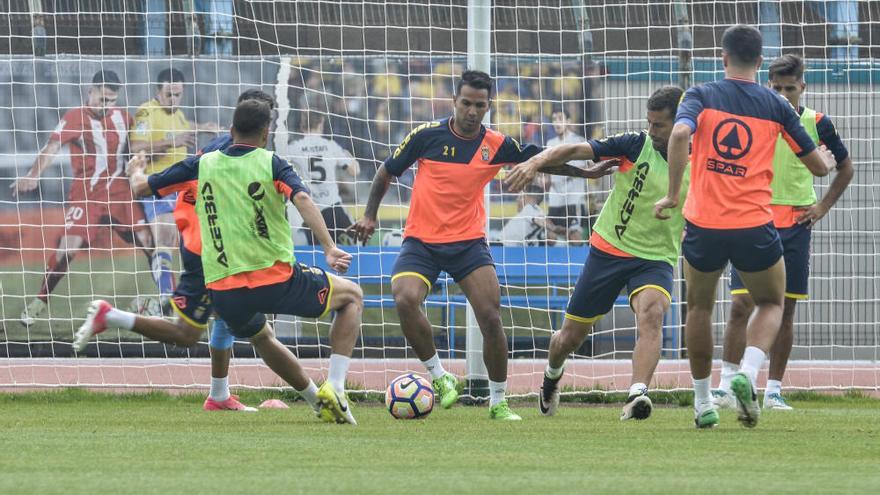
[1,1,877,395]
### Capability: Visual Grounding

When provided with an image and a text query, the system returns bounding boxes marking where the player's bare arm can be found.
[294,191,352,274]
[348,164,393,245]
[654,122,690,220]
[10,139,62,197]
[542,159,619,180]
[507,144,618,192]
[797,156,855,227]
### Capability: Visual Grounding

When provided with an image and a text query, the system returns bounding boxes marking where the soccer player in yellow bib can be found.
[130,68,219,312]
[713,54,854,411]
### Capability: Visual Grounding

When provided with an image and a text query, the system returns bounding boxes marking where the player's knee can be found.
[636,299,666,325]
[476,309,503,335]
[393,288,423,311]
[782,298,798,319]
[558,322,591,347]
[249,324,275,344]
[344,280,364,308]
[729,296,753,323]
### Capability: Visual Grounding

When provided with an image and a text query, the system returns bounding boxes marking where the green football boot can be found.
[432,372,460,409]
[489,400,522,421]
[730,372,760,428]
[694,404,720,429]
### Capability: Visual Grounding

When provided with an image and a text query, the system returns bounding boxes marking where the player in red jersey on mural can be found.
[13,70,158,327]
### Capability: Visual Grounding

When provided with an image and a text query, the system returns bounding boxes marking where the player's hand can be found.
[325,246,352,274]
[582,158,620,179]
[505,159,542,193]
[796,202,830,229]
[653,196,677,220]
[347,217,378,246]
[127,151,148,176]
[817,145,836,174]
[10,175,40,197]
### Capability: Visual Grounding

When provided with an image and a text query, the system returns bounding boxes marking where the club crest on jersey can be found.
[481,145,490,162]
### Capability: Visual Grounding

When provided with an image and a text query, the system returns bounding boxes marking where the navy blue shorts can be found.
[209,263,332,338]
[565,247,674,323]
[683,221,783,273]
[170,246,212,328]
[391,237,494,288]
[730,222,811,299]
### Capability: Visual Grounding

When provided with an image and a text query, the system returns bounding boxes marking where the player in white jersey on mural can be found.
[288,111,360,245]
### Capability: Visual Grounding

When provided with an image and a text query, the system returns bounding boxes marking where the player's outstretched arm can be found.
[294,191,352,274]
[654,123,690,220]
[797,156,854,228]
[348,164,393,245]
[505,143,602,192]
[10,139,62,197]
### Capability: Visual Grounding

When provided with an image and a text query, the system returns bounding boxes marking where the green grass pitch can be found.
[0,390,877,495]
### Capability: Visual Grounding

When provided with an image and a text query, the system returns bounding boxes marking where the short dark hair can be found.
[768,54,805,81]
[646,85,684,117]
[237,89,277,109]
[156,68,185,86]
[722,25,763,66]
[232,99,272,137]
[92,70,121,91]
[456,70,493,98]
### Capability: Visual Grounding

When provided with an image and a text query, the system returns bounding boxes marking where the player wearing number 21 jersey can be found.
[351,70,557,421]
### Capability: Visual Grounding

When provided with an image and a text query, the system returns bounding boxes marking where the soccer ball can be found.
[381,229,404,247]
[128,296,162,317]
[385,373,434,419]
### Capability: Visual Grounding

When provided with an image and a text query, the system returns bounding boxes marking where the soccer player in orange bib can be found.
[350,71,544,420]
[654,25,836,428]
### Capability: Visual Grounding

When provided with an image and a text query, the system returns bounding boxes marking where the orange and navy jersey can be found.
[675,78,817,229]
[384,117,541,243]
